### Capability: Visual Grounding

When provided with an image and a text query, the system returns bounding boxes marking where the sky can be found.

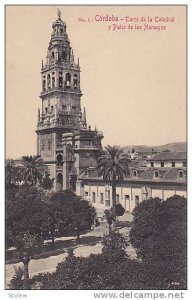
[6,5,186,159]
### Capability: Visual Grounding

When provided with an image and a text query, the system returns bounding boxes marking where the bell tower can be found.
[36,10,103,191]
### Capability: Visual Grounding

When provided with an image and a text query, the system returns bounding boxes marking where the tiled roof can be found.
[147,152,187,161]
[163,168,187,181]
[130,160,147,168]
[138,168,166,180]
[80,167,187,183]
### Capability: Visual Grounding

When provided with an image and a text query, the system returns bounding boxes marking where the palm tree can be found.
[97,145,131,208]
[21,155,48,186]
[5,159,21,186]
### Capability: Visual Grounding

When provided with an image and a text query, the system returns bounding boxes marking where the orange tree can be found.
[130,195,187,289]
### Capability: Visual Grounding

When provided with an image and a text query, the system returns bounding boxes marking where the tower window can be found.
[172,162,175,167]
[45,107,48,114]
[60,28,63,34]
[62,51,67,60]
[48,140,51,150]
[43,80,46,91]
[161,162,164,167]
[51,106,54,113]
[52,77,55,88]
[133,170,137,177]
[57,154,63,166]
[59,76,63,88]
[57,173,63,191]
[73,79,78,89]
[47,74,51,89]
[65,73,71,86]
[41,141,44,150]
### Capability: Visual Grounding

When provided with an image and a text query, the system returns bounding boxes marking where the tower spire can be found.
[57,8,61,20]
[83,107,87,127]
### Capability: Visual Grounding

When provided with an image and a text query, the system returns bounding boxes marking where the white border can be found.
[1,1,191,299]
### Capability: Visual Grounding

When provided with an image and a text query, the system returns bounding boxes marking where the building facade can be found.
[78,153,187,214]
[36,12,103,191]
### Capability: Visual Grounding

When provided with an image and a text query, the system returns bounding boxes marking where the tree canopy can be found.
[9,196,187,290]
[130,195,187,264]
[45,190,96,242]
[5,156,53,188]
[6,187,96,247]
[130,195,187,289]
[6,186,47,247]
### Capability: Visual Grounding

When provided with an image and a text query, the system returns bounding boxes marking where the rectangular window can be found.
[151,162,154,167]
[100,193,104,204]
[161,162,164,167]
[116,194,120,202]
[125,195,130,201]
[172,162,175,167]
[45,107,48,114]
[135,196,139,206]
[92,192,96,203]
[85,191,88,197]
[155,171,159,177]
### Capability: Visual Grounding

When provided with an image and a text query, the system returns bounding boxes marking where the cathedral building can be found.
[36,11,103,192]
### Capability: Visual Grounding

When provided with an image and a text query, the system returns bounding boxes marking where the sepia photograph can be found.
[5,5,187,292]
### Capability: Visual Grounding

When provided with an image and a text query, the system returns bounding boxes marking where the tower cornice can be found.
[40,88,83,99]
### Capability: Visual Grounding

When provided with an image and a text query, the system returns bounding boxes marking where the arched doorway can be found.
[57,173,63,191]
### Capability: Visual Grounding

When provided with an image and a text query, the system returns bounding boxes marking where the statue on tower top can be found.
[57,8,61,19]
